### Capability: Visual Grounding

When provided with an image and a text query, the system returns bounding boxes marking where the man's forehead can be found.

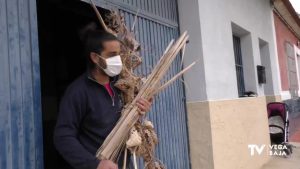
[102,40,120,50]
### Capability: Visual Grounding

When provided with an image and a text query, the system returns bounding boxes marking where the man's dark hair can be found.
[82,28,119,69]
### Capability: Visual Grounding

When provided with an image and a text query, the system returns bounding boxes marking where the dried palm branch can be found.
[96,32,190,161]
[88,0,116,35]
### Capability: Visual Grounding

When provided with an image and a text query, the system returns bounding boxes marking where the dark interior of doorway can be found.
[37,0,108,168]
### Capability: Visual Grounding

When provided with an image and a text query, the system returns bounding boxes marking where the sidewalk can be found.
[290,114,300,142]
[261,113,300,169]
[260,142,300,169]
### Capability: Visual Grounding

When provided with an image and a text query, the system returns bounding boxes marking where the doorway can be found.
[37,0,191,168]
[36,0,108,168]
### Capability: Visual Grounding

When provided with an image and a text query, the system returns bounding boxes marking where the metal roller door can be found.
[82,0,191,168]
[0,0,43,168]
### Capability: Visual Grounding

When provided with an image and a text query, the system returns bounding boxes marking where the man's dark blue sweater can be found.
[53,72,123,169]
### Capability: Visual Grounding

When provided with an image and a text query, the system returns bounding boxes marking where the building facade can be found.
[179,0,281,169]
[273,0,300,115]
[1,0,298,169]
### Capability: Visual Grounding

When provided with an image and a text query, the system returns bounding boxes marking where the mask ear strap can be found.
[96,62,105,70]
[95,54,106,70]
[95,53,105,60]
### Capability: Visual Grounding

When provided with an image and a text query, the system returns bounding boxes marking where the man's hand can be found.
[136,98,153,114]
[97,160,118,169]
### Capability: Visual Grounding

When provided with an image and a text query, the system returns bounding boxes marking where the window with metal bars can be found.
[233,35,245,97]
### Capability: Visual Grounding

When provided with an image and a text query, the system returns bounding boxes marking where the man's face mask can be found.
[96,55,123,77]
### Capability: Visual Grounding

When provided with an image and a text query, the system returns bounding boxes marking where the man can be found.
[54,29,152,169]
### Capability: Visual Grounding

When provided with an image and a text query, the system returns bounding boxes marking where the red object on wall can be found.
[273,12,299,91]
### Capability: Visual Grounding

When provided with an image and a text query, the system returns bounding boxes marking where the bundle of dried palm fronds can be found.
[95,31,189,160]
[88,1,194,168]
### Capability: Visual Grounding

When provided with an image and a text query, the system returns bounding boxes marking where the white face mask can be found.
[97,55,123,77]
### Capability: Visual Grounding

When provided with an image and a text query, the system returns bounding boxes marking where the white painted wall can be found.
[177,0,207,102]
[259,39,274,95]
[179,0,281,101]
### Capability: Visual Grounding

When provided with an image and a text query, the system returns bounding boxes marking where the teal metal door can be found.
[0,0,43,169]
[82,0,191,168]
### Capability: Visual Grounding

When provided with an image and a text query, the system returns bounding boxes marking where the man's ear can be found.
[90,52,107,69]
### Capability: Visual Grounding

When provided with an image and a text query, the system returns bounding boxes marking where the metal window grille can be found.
[233,35,246,97]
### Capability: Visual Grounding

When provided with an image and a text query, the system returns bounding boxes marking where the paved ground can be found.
[260,142,300,169]
[290,114,300,142]
[261,114,300,169]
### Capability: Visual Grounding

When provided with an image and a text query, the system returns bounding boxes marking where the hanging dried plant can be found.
[88,1,195,168]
